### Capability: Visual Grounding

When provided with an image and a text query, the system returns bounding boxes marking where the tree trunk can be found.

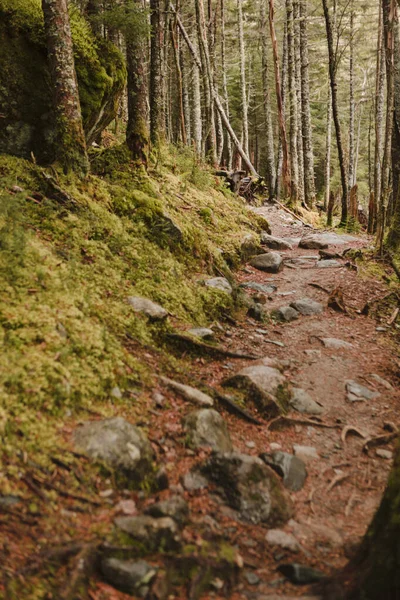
[41,0,89,175]
[293,0,304,204]
[237,0,249,158]
[286,0,299,204]
[192,35,203,156]
[269,0,291,199]
[181,45,192,145]
[260,0,276,197]
[221,0,233,169]
[324,82,333,211]
[170,17,187,145]
[150,0,164,145]
[299,0,316,207]
[348,4,355,191]
[322,0,348,226]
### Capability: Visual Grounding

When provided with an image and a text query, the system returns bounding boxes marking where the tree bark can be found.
[293,0,304,204]
[237,0,249,158]
[150,0,164,145]
[348,3,355,190]
[286,0,299,203]
[221,0,233,169]
[322,0,348,226]
[42,0,89,175]
[260,0,276,197]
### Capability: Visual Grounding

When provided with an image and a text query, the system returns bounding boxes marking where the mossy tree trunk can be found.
[150,0,165,146]
[42,0,89,176]
[126,1,149,166]
[345,443,400,599]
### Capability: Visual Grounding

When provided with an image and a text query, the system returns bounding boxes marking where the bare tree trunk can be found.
[322,0,348,226]
[192,35,203,155]
[299,0,316,207]
[324,82,333,211]
[170,17,187,144]
[41,0,89,175]
[269,0,291,198]
[221,0,233,169]
[354,68,368,185]
[286,0,299,203]
[348,4,355,190]
[150,0,164,145]
[377,0,396,252]
[260,0,276,197]
[126,0,149,165]
[293,0,304,204]
[237,0,249,158]
[181,45,192,145]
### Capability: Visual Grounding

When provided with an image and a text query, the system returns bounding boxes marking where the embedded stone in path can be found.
[144,495,189,527]
[376,449,393,460]
[320,337,353,350]
[240,281,277,294]
[299,236,329,249]
[278,563,325,585]
[224,365,291,416]
[205,277,233,294]
[261,233,293,250]
[316,259,343,268]
[249,252,283,273]
[101,558,157,597]
[346,380,381,402]
[73,417,154,485]
[127,296,168,320]
[290,298,323,316]
[160,377,214,407]
[183,409,233,452]
[290,388,323,415]
[199,452,293,526]
[260,451,307,492]
[272,306,299,323]
[293,445,319,462]
[115,515,181,552]
[265,529,300,553]
[187,327,214,340]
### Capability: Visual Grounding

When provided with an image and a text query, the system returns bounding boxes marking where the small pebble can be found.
[246,441,256,449]
[376,449,393,460]
[244,571,260,586]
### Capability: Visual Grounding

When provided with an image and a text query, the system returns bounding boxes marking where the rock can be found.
[345,380,380,402]
[248,304,268,322]
[272,306,299,323]
[155,467,169,491]
[11,185,24,193]
[370,374,393,390]
[240,281,277,294]
[127,296,168,320]
[249,252,283,273]
[199,452,293,526]
[101,558,157,596]
[246,441,256,449]
[183,409,233,452]
[187,327,214,340]
[293,445,319,461]
[316,259,342,269]
[205,277,233,294]
[115,515,181,552]
[261,233,293,250]
[260,452,307,492]
[144,495,189,527]
[182,471,208,491]
[73,417,154,485]
[154,212,183,242]
[290,298,323,316]
[0,495,22,507]
[160,377,214,407]
[152,391,165,408]
[290,388,323,415]
[270,443,282,451]
[299,236,329,249]
[278,563,325,584]
[304,349,321,360]
[245,571,261,585]
[224,365,291,417]
[265,529,300,553]
[376,449,393,460]
[320,337,353,350]
[241,234,264,259]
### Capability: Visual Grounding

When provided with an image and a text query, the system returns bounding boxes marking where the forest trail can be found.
[144,203,400,600]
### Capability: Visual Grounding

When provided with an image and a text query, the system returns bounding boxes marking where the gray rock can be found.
[370,374,393,390]
[320,337,353,349]
[200,452,293,526]
[249,252,283,273]
[0,495,22,507]
[101,558,157,596]
[272,306,299,323]
[160,377,214,407]
[248,304,268,322]
[73,417,154,485]
[376,449,393,460]
[241,234,264,259]
[260,452,307,492]
[127,296,168,320]
[290,298,323,316]
[265,529,300,552]
[144,495,189,526]
[187,327,214,340]
[346,380,380,402]
[115,515,181,552]
[316,259,342,269]
[205,277,233,294]
[293,445,319,461]
[261,233,293,250]
[182,471,208,491]
[290,388,323,415]
[184,409,233,452]
[240,281,277,294]
[154,212,183,242]
[245,571,261,585]
[278,563,325,584]
[299,236,329,249]
[224,365,291,417]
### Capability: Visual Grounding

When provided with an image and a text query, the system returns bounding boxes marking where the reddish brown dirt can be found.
[2,205,400,600]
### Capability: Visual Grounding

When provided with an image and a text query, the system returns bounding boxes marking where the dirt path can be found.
[147,204,400,599]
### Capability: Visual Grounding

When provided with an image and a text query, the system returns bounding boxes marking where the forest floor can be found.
[2,200,400,600]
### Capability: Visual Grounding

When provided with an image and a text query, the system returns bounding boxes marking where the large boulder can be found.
[0,0,126,162]
[199,452,293,526]
[73,417,154,486]
[183,409,233,452]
